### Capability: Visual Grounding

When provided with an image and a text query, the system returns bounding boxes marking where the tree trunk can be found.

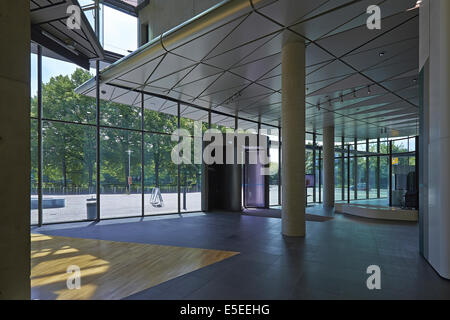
[62,157,67,189]
[155,158,160,188]
[155,139,160,188]
[88,164,93,188]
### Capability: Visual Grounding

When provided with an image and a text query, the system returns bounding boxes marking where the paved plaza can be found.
[31,186,389,224]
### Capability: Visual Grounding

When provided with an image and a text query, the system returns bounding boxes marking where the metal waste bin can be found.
[86,198,97,220]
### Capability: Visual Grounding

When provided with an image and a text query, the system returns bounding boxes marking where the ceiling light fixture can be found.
[379,51,386,57]
[368,85,372,95]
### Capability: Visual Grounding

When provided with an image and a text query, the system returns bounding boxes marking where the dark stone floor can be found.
[33,210,450,300]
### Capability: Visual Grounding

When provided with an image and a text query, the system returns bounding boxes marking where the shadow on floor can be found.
[243,208,333,222]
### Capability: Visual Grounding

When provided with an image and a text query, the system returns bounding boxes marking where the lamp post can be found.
[126,149,132,194]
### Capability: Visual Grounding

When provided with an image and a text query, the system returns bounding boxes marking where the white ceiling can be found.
[77,0,419,140]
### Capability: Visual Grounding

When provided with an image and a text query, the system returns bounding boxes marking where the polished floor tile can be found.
[34,210,450,300]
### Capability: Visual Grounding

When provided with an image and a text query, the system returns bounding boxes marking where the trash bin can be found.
[86,198,97,220]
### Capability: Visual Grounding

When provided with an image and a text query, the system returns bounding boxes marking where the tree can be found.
[38,69,96,192]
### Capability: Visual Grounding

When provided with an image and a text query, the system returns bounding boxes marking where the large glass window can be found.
[211,114,235,131]
[179,106,208,213]
[369,157,378,199]
[144,107,178,134]
[79,0,97,34]
[40,57,97,224]
[315,142,322,202]
[380,156,389,198]
[31,53,38,224]
[101,102,141,130]
[335,156,343,202]
[144,133,178,215]
[103,5,137,55]
[350,155,356,200]
[42,121,97,223]
[30,53,37,117]
[343,155,348,201]
[31,119,38,225]
[392,138,409,153]
[306,149,314,204]
[357,157,367,200]
[180,105,209,135]
[334,140,344,202]
[237,119,258,132]
[42,57,93,122]
[100,128,141,219]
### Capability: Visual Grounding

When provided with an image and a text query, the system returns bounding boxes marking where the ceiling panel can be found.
[77,0,420,139]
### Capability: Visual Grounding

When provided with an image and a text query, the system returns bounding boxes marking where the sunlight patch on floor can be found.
[31,233,239,300]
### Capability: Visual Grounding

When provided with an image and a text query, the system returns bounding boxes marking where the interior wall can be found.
[0,0,31,299]
[419,0,450,279]
[138,0,222,44]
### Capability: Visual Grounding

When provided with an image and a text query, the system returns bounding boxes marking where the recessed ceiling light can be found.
[379,51,386,57]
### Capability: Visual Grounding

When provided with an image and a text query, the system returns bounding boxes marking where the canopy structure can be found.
[30,0,104,69]
[76,0,419,138]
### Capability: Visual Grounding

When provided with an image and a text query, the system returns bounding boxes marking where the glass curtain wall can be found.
[391,137,417,207]
[30,53,38,225]
[305,133,314,204]
[179,105,208,213]
[30,49,281,224]
[335,140,343,202]
[39,57,97,224]
[332,136,417,205]
[143,106,179,215]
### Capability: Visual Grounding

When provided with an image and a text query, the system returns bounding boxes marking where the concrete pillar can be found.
[323,126,335,209]
[281,37,306,237]
[419,0,450,279]
[0,0,31,298]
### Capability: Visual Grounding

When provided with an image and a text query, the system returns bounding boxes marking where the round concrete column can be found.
[281,38,306,237]
[322,126,335,209]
